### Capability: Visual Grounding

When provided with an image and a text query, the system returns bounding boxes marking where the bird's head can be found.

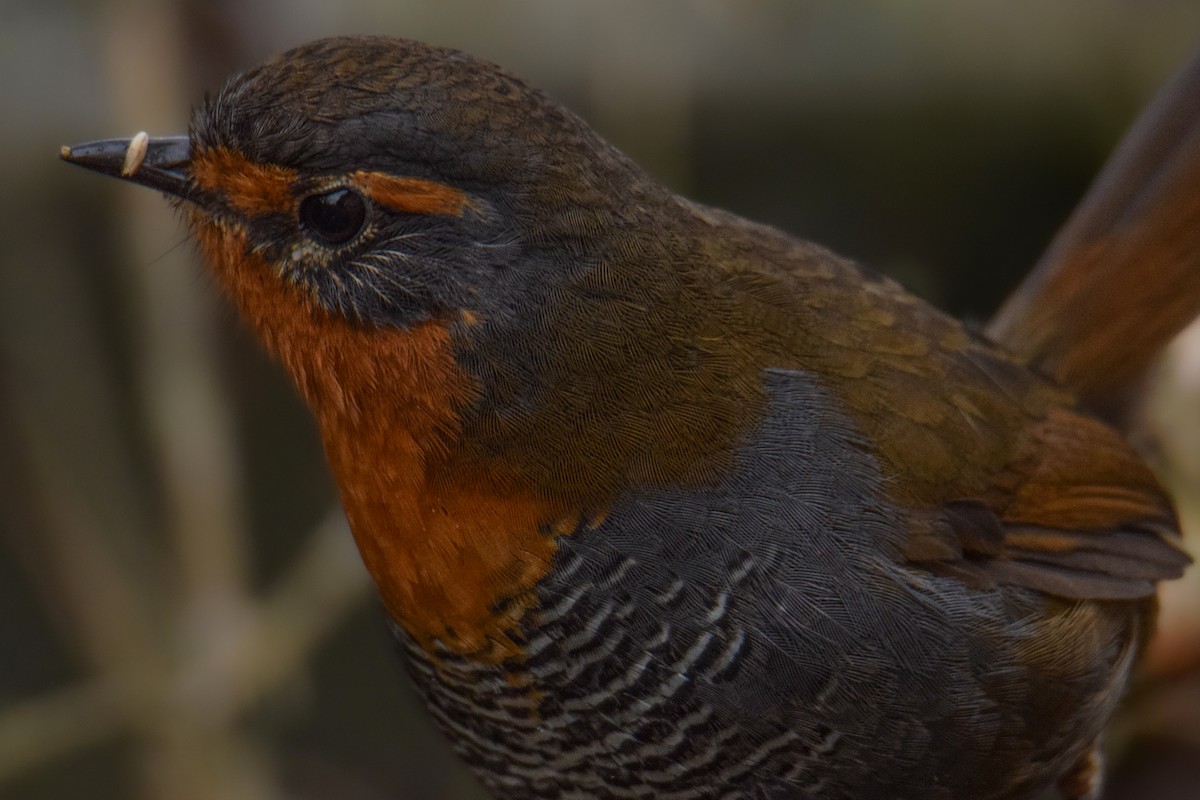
[66,36,656,328]
[62,35,765,505]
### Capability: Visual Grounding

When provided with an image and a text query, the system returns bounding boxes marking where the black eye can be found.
[299,188,367,245]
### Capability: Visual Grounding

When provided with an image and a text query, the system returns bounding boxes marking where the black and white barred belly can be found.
[393,541,844,800]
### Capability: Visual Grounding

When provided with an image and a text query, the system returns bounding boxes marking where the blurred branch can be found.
[223,510,370,712]
[105,0,254,633]
[0,680,127,782]
[0,4,372,795]
[99,5,270,798]
[0,503,367,792]
[14,412,167,700]
[175,509,370,724]
[1,272,167,702]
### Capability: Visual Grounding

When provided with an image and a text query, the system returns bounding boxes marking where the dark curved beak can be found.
[60,134,196,202]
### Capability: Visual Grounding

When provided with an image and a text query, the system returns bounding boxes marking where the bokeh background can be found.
[3,1,1200,798]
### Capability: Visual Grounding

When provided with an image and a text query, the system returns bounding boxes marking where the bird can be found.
[61,35,1200,800]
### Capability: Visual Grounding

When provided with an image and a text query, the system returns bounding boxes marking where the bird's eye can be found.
[299,188,367,245]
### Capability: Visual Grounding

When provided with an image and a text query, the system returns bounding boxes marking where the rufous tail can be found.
[988,48,1200,429]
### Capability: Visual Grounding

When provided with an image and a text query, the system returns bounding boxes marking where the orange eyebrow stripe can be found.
[190,149,464,219]
[353,171,467,216]
[191,147,298,216]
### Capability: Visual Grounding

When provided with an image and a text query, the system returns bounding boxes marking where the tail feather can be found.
[988,48,1200,428]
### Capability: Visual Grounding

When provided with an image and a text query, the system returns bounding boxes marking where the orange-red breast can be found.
[62,36,1198,800]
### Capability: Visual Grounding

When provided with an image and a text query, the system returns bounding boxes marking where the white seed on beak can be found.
[121,131,150,177]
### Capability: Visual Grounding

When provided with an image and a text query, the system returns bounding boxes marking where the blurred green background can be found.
[2,1,1199,798]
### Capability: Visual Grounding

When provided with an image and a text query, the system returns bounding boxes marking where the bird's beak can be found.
[60,134,196,202]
